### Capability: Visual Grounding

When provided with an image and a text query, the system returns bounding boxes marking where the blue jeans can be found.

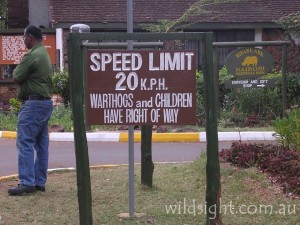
[17,100,53,187]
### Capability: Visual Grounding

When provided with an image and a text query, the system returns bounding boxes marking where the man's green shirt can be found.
[13,42,53,100]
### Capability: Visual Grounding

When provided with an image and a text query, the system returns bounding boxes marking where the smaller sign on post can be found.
[225,47,274,79]
[86,50,197,125]
[225,78,275,89]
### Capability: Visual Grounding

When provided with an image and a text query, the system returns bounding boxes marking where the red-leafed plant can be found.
[220,142,300,195]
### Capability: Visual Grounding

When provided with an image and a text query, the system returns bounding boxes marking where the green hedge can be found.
[52,70,70,105]
[273,107,300,150]
[196,68,300,127]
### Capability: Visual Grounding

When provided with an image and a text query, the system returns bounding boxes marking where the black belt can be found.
[24,95,51,101]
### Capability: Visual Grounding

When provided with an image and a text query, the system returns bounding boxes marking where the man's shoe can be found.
[35,185,46,192]
[8,184,36,196]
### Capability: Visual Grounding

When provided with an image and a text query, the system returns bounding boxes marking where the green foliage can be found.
[195,91,205,126]
[0,0,7,17]
[231,88,282,120]
[140,0,240,32]
[52,70,70,105]
[0,113,17,131]
[272,106,300,150]
[140,20,175,32]
[286,73,300,106]
[221,70,294,123]
[276,12,300,36]
[196,67,300,127]
[49,106,73,131]
[0,105,74,132]
[0,0,7,28]
[218,67,234,109]
[196,70,205,125]
[8,98,21,114]
[218,111,245,127]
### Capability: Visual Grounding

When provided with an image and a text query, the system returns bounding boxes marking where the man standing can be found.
[8,25,53,196]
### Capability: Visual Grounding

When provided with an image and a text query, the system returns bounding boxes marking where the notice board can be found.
[86,50,197,125]
[0,34,56,65]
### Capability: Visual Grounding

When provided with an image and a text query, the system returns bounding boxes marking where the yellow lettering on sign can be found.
[235,48,253,58]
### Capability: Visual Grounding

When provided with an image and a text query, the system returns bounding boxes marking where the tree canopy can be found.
[0,0,7,18]
[140,0,239,32]
[276,12,300,36]
[0,0,7,28]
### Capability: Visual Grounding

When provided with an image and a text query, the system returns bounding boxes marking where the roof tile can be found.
[50,0,300,24]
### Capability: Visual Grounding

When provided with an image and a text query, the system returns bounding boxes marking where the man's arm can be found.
[13,53,33,83]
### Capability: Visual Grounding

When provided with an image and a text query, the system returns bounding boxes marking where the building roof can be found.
[196,0,300,23]
[50,0,300,29]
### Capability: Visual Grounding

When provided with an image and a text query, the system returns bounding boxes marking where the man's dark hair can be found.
[25,25,43,39]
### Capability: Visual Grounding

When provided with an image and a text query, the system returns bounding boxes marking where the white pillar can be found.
[255,28,263,42]
[56,28,64,71]
[255,28,263,48]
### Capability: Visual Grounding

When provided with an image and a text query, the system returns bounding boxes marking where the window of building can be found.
[185,29,255,69]
[1,65,15,80]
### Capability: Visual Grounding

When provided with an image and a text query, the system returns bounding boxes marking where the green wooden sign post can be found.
[213,41,290,117]
[141,125,154,187]
[204,33,221,225]
[68,32,93,225]
[67,32,219,225]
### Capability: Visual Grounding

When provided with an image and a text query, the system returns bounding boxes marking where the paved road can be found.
[0,138,240,177]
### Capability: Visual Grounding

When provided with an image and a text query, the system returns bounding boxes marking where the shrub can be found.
[286,73,300,106]
[218,111,245,127]
[8,98,21,114]
[234,88,282,120]
[196,71,205,126]
[220,142,300,196]
[196,67,292,127]
[223,70,283,123]
[52,70,70,105]
[49,106,73,131]
[272,106,300,150]
[0,101,11,112]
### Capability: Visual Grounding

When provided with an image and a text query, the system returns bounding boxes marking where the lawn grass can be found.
[0,114,17,132]
[0,155,299,225]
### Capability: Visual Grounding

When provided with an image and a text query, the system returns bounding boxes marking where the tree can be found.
[276,12,300,37]
[140,0,239,32]
[0,0,7,17]
[0,0,7,28]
